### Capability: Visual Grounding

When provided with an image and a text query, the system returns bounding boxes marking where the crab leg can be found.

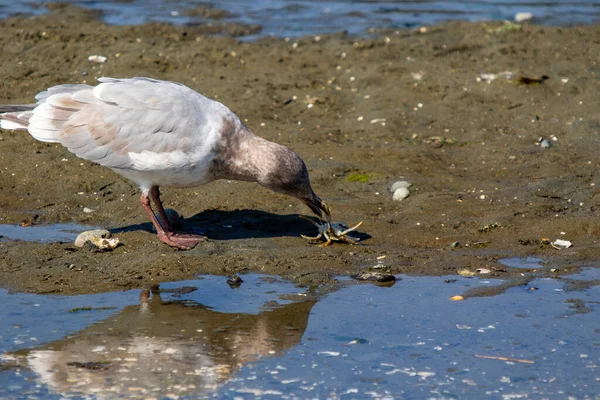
[319,236,333,247]
[300,215,323,227]
[341,236,360,244]
[301,233,324,241]
[301,216,326,241]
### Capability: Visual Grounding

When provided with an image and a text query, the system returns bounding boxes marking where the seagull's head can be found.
[262,145,331,223]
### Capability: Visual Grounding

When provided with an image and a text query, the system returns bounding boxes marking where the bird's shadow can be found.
[110,209,371,242]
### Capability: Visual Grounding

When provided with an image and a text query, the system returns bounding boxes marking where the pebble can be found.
[159,208,182,228]
[351,271,396,283]
[75,229,111,247]
[540,139,552,148]
[390,180,412,193]
[227,275,243,288]
[392,187,411,201]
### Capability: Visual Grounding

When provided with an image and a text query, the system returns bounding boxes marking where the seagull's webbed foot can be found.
[142,186,207,250]
[158,232,207,250]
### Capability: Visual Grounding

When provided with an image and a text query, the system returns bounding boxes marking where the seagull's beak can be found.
[301,191,331,223]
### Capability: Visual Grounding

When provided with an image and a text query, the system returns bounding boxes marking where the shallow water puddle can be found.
[499,256,544,269]
[0,223,96,243]
[0,271,598,399]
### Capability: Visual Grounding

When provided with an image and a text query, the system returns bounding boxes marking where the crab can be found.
[300,217,363,246]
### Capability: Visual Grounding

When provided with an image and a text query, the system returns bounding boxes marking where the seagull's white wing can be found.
[24,77,231,170]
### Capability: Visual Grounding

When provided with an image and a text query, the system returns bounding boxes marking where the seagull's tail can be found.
[0,105,35,130]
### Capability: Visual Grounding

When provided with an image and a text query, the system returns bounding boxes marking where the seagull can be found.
[0,77,331,249]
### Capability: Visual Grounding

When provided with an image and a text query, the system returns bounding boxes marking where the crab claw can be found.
[340,220,363,236]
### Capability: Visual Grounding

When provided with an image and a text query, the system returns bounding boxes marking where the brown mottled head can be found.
[211,118,330,221]
[259,144,331,222]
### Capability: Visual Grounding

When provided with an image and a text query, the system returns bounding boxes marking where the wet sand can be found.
[1,6,599,294]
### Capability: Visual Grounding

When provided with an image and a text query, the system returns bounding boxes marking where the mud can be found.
[1,6,599,295]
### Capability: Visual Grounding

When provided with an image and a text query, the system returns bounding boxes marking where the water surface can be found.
[0,223,96,243]
[1,0,599,39]
[1,270,598,398]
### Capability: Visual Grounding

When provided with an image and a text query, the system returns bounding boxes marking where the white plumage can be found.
[4,77,229,190]
[1,77,330,249]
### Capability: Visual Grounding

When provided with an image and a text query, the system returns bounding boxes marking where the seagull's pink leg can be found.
[140,187,206,250]
[149,186,173,231]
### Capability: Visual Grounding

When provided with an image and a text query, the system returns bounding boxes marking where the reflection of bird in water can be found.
[5,290,315,399]
[0,77,331,249]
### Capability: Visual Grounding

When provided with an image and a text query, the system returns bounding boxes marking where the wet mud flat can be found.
[1,6,600,294]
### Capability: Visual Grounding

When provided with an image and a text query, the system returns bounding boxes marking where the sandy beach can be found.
[1,5,599,295]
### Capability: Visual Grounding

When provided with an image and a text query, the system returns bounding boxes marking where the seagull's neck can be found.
[210,117,287,185]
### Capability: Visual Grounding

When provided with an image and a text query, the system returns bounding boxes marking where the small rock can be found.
[457,269,475,277]
[227,275,243,288]
[390,180,412,193]
[514,12,533,23]
[351,271,396,283]
[75,229,111,247]
[450,241,461,248]
[450,295,464,301]
[83,207,95,213]
[392,187,410,201]
[476,268,491,274]
[159,208,182,228]
[540,138,552,148]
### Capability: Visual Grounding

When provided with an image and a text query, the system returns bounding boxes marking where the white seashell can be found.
[392,187,410,201]
[90,237,120,250]
[75,229,110,247]
[390,180,412,193]
[551,239,572,249]
[88,55,107,63]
